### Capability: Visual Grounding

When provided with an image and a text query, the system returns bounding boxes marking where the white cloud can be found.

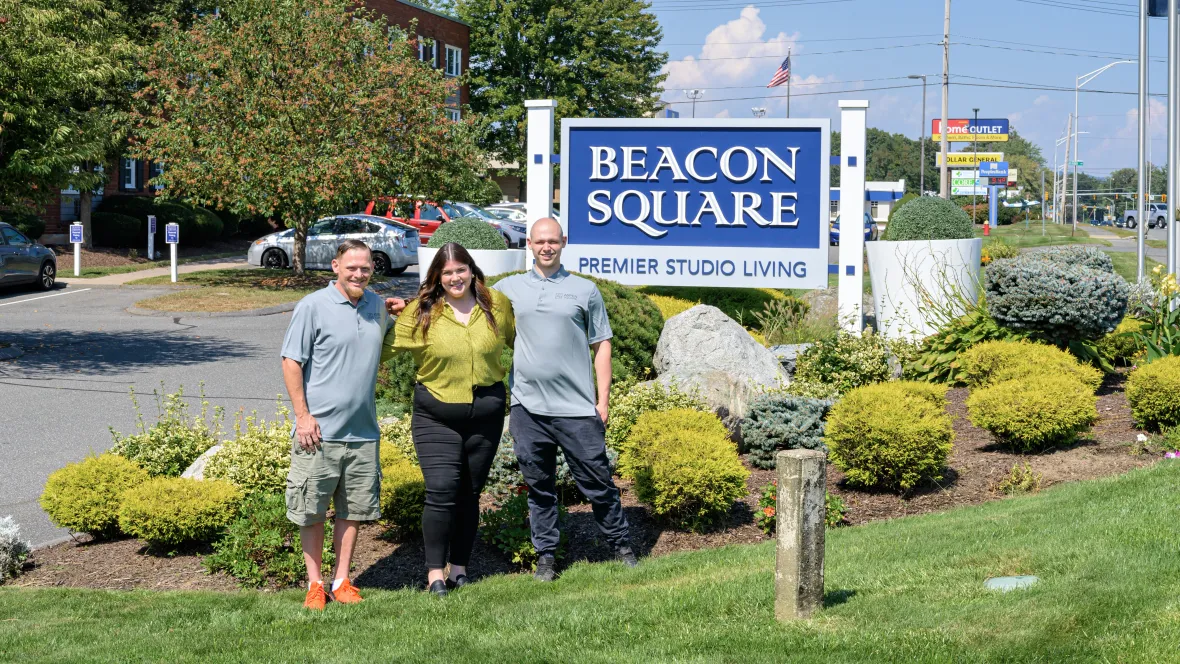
[714,109,732,118]
[661,6,799,93]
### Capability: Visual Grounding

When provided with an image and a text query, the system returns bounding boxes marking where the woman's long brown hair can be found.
[413,242,498,339]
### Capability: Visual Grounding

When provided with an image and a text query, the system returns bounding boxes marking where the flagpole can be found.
[786,48,792,118]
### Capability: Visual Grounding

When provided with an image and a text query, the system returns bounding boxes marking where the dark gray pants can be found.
[509,405,630,555]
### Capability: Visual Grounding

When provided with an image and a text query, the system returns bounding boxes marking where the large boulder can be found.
[653,305,789,439]
[180,444,222,480]
[769,343,813,376]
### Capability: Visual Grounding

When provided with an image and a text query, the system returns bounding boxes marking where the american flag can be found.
[767,55,791,88]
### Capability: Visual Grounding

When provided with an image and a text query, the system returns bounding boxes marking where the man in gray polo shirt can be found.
[492,218,635,581]
[281,239,387,610]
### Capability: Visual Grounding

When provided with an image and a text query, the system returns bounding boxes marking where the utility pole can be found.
[1171,0,1179,277]
[909,74,928,195]
[940,0,951,199]
[1138,0,1149,280]
[973,107,980,224]
[1061,113,1073,226]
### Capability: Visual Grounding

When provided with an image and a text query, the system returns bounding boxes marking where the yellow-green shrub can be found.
[39,454,150,538]
[118,477,241,549]
[108,386,223,477]
[1097,317,1146,365]
[1126,355,1180,430]
[380,455,425,536]
[825,382,953,492]
[967,375,1097,450]
[960,340,1102,391]
[627,409,749,531]
[606,379,708,458]
[646,293,696,320]
[205,407,291,497]
[380,414,416,465]
[619,407,719,479]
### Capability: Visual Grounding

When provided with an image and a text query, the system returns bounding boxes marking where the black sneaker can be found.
[534,554,556,582]
[615,546,638,568]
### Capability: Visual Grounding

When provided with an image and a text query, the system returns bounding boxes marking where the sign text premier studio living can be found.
[560,119,829,289]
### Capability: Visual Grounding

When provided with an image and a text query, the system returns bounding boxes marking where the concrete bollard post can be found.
[774,449,826,621]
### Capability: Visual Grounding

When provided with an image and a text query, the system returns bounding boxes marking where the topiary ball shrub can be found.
[966,374,1097,450]
[39,454,150,538]
[1125,355,1180,431]
[959,340,1102,392]
[1097,317,1146,366]
[825,382,953,492]
[741,394,832,469]
[883,196,974,241]
[204,492,334,588]
[380,454,426,537]
[205,407,292,497]
[626,409,749,531]
[605,379,708,454]
[986,252,1129,345]
[426,218,507,250]
[118,477,241,551]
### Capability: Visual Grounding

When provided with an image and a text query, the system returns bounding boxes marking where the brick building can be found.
[34,0,469,243]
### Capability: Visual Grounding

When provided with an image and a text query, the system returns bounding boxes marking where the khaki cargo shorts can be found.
[285,439,382,527]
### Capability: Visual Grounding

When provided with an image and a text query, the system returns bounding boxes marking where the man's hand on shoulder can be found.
[385,297,407,316]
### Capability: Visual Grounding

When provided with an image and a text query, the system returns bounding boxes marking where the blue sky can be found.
[648,0,1166,179]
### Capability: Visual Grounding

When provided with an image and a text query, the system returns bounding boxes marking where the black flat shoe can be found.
[445,575,470,590]
[427,580,448,597]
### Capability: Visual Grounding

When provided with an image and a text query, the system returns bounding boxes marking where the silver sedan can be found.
[247,215,419,275]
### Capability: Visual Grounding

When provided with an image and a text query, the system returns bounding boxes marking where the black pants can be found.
[412,382,505,569]
[509,405,630,555]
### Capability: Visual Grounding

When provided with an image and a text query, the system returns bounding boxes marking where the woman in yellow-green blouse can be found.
[382,242,514,596]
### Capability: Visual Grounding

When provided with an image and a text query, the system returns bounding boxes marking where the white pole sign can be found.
[147,215,156,261]
[837,100,868,333]
[69,223,84,277]
[165,222,179,283]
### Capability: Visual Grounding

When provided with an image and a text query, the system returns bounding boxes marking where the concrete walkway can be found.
[57,257,251,286]
[1085,226,1168,264]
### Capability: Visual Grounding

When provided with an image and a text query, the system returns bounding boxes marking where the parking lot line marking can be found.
[0,288,92,308]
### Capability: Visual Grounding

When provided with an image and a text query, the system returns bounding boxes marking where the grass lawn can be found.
[1103,250,1162,282]
[3,462,1178,663]
[67,252,242,278]
[1107,227,1137,238]
[977,223,1110,248]
[130,269,328,312]
[1147,239,1166,249]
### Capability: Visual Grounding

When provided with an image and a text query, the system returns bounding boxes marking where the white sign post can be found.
[837,100,868,334]
[147,215,156,261]
[165,222,179,283]
[69,223,84,277]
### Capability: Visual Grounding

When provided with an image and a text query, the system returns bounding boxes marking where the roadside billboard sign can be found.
[980,161,1009,179]
[937,152,1004,167]
[931,118,1010,142]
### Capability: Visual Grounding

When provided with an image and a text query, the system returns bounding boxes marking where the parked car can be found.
[1123,203,1168,229]
[485,207,527,224]
[0,221,57,290]
[247,215,419,275]
[364,198,457,244]
[447,202,527,247]
[830,213,878,245]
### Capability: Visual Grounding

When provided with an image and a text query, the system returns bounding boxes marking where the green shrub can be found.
[118,477,240,550]
[825,382,953,492]
[645,293,696,320]
[192,206,225,245]
[605,378,708,454]
[0,516,31,583]
[109,386,223,477]
[751,295,833,345]
[379,414,416,465]
[0,208,45,241]
[480,491,567,569]
[40,454,150,538]
[425,218,507,250]
[204,405,292,497]
[883,196,974,241]
[97,196,212,248]
[485,432,618,505]
[906,301,1028,385]
[966,375,1097,450]
[1126,356,1180,430]
[741,395,832,469]
[91,211,143,248]
[627,409,749,531]
[960,340,1103,392]
[795,330,895,394]
[380,455,425,537]
[204,492,334,588]
[983,239,1020,261]
[755,481,846,535]
[637,286,787,329]
[375,351,417,408]
[1097,317,1146,365]
[887,193,918,222]
[619,407,721,479]
[215,208,240,238]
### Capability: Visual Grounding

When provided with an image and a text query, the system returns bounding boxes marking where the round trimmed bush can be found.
[193,206,225,245]
[39,454,150,538]
[118,477,241,549]
[741,394,832,469]
[883,196,974,241]
[605,379,708,454]
[887,192,918,222]
[1097,317,1146,365]
[959,340,1102,391]
[1126,356,1180,431]
[967,375,1097,450]
[0,209,45,241]
[825,382,953,492]
[380,455,426,536]
[426,218,507,250]
[91,211,143,248]
[1027,245,1115,272]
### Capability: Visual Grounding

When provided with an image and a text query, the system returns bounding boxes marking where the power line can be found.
[1012,0,1137,17]
[661,75,917,92]
[658,33,940,46]
[667,42,937,62]
[661,82,924,105]
[648,0,857,11]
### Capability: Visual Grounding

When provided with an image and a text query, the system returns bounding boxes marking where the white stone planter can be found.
[866,238,983,340]
[417,247,526,283]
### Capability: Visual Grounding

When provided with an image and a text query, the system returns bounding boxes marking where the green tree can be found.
[0,0,134,245]
[458,0,667,199]
[132,0,486,273]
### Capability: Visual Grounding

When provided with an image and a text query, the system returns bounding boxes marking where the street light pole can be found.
[940,0,951,199]
[1138,0,1149,280]
[1073,59,1135,236]
[751,107,767,118]
[685,89,704,118]
[973,107,979,227]
[909,74,928,195]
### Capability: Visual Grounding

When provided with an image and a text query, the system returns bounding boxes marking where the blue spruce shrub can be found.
[741,394,833,469]
[985,250,1129,345]
[883,196,974,241]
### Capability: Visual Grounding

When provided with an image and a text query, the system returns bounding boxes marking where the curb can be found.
[0,344,24,361]
[31,533,78,552]
[124,280,402,319]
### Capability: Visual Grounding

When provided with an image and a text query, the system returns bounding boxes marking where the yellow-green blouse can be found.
[381,290,515,404]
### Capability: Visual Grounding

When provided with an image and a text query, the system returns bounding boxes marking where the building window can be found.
[870,201,880,219]
[446,108,461,122]
[445,45,462,77]
[418,37,437,66]
[148,161,165,191]
[120,158,139,190]
[61,194,80,222]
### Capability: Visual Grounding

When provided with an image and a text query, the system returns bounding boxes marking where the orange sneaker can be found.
[328,578,363,605]
[304,581,327,611]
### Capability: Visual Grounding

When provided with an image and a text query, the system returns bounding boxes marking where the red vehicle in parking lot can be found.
[365,198,461,245]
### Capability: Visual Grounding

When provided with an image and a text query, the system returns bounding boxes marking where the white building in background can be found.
[829,179,907,224]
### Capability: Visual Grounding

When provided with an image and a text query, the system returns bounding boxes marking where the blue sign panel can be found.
[979,161,1009,179]
[148,215,157,234]
[560,118,830,288]
[165,223,179,244]
[69,224,84,244]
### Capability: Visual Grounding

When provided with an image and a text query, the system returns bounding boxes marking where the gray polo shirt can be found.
[493,266,612,417]
[280,282,387,442]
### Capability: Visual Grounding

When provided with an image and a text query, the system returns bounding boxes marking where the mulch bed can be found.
[13,373,1162,593]
[46,240,250,267]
